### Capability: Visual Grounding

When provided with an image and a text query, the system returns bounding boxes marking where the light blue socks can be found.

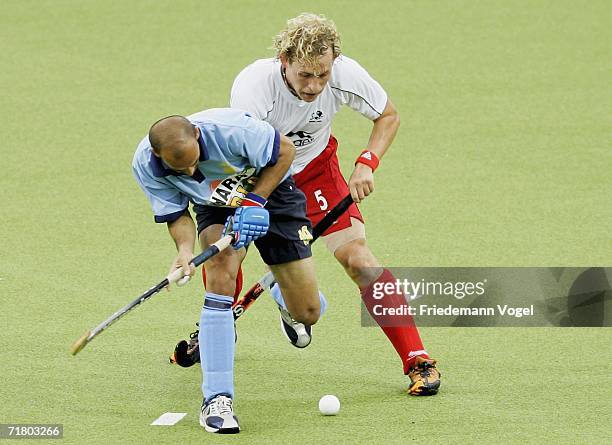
[199,292,235,402]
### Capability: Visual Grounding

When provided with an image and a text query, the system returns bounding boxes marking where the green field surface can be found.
[1,1,610,444]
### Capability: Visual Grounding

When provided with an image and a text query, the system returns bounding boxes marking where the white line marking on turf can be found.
[151,412,187,426]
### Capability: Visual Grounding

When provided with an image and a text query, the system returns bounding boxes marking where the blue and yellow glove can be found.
[226,192,270,249]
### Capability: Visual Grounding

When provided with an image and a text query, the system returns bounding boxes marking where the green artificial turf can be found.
[1,1,610,443]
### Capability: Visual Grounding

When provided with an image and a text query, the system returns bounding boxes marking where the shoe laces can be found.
[280,307,300,325]
[208,396,233,416]
[411,360,435,378]
[189,322,199,340]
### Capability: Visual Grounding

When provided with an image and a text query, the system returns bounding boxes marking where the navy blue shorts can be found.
[193,177,312,266]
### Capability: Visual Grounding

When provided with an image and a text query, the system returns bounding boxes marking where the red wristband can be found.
[355,150,380,172]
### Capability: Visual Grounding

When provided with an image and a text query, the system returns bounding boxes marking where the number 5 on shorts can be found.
[314,189,328,210]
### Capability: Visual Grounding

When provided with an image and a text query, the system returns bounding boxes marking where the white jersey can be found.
[230,55,388,173]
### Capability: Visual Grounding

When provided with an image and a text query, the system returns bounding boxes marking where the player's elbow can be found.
[275,136,295,172]
[387,105,400,130]
[379,99,400,130]
[279,135,296,163]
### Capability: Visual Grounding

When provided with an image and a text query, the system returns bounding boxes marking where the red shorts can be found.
[293,136,364,236]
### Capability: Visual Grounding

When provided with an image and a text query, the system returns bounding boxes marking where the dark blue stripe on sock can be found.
[204,298,232,310]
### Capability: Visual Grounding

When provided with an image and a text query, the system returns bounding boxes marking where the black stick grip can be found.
[312,194,354,240]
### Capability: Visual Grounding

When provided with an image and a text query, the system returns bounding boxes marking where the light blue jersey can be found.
[132,108,281,223]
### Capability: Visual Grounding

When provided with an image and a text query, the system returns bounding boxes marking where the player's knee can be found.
[205,268,238,296]
[294,303,321,326]
[337,244,380,283]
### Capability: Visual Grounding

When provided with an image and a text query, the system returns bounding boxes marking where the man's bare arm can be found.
[348,99,400,203]
[251,135,296,199]
[166,211,197,281]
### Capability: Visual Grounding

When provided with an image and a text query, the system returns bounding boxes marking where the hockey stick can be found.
[70,234,235,356]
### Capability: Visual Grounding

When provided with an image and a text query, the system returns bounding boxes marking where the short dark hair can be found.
[148,115,194,154]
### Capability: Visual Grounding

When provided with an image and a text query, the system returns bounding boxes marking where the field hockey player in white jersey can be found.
[228,13,442,396]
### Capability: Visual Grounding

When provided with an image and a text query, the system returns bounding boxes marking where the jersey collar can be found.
[148,128,208,183]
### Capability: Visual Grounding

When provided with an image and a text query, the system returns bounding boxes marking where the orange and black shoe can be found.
[407,356,441,396]
[169,324,200,367]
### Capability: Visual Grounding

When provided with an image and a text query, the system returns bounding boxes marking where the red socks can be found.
[360,269,429,374]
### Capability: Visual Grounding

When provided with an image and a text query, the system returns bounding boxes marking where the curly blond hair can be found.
[273,13,341,67]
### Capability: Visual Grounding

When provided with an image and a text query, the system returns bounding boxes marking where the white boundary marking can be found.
[151,412,187,426]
